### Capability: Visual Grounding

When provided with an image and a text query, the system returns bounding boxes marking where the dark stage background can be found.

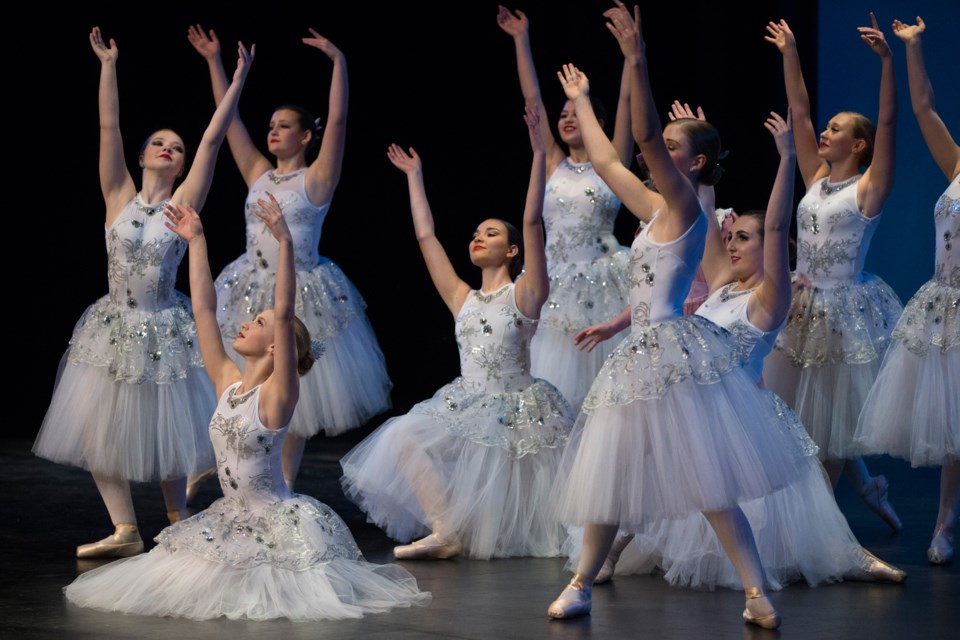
[16,1,953,441]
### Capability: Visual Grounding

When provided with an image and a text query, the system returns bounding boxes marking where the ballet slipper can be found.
[594,533,634,585]
[76,524,144,559]
[393,533,461,560]
[856,475,903,533]
[846,549,907,583]
[547,576,592,619]
[927,524,954,565]
[185,467,218,505]
[742,587,781,630]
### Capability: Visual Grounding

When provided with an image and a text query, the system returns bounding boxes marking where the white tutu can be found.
[531,250,631,412]
[764,273,903,460]
[340,377,573,559]
[217,256,392,437]
[33,294,216,481]
[64,495,430,621]
[565,389,886,591]
[552,315,810,526]
[854,278,960,466]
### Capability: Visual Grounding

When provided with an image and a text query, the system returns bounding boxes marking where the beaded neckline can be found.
[718,283,756,303]
[820,175,859,196]
[134,193,168,217]
[266,168,306,185]
[227,384,258,409]
[473,283,512,303]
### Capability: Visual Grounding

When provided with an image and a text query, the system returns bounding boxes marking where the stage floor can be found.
[3,432,957,640]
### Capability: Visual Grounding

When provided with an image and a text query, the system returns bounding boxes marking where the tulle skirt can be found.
[764,273,903,460]
[531,249,631,412]
[854,279,960,466]
[32,296,216,481]
[552,315,809,527]
[340,376,574,559]
[64,494,430,621]
[564,391,882,591]
[216,256,392,437]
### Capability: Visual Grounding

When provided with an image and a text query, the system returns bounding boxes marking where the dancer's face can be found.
[818,114,864,163]
[469,219,517,268]
[662,123,704,180]
[557,100,584,147]
[267,110,310,158]
[233,310,275,356]
[726,216,763,281]
[139,130,185,176]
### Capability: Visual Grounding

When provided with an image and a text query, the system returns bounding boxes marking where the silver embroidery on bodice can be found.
[155,382,363,569]
[890,178,960,355]
[796,176,879,281]
[243,169,331,272]
[455,284,536,392]
[543,159,622,266]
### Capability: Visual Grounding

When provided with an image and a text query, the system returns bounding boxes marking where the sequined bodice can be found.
[209,383,290,510]
[628,212,707,328]
[244,169,331,272]
[542,160,622,267]
[934,177,960,287]
[697,284,781,383]
[105,195,183,312]
[795,176,880,282]
[455,284,537,392]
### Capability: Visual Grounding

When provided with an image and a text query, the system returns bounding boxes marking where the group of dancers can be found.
[32,3,957,629]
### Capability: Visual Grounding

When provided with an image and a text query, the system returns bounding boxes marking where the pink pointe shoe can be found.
[393,533,461,560]
[848,549,907,583]
[743,587,781,630]
[927,525,954,565]
[594,533,634,584]
[76,524,144,559]
[547,577,592,619]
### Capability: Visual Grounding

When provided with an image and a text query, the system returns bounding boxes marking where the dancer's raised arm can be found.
[387,144,470,316]
[893,17,959,180]
[90,27,134,224]
[173,41,254,210]
[765,19,822,187]
[514,105,549,318]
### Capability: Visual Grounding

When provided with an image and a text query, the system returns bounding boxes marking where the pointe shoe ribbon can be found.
[393,533,462,560]
[928,524,954,565]
[547,578,592,619]
[742,587,781,630]
[76,524,144,559]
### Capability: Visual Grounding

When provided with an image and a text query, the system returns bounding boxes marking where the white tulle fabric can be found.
[530,159,631,411]
[855,177,960,466]
[764,177,903,460]
[64,383,429,620]
[215,169,391,437]
[552,212,809,528]
[341,284,574,559]
[564,288,886,591]
[33,196,215,480]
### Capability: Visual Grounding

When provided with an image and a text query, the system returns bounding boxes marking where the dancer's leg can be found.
[703,508,780,630]
[844,457,903,532]
[161,477,188,523]
[77,473,143,559]
[547,523,619,619]
[929,457,960,564]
